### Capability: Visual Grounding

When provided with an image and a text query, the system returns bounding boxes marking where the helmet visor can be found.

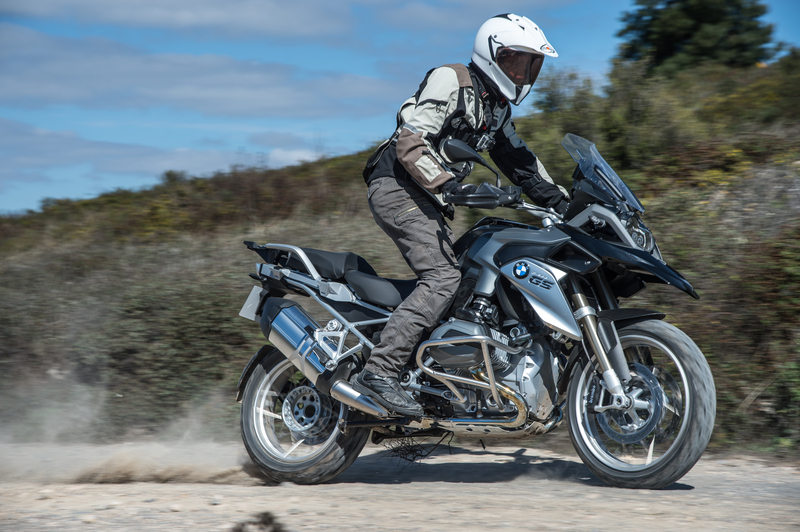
[496,48,544,87]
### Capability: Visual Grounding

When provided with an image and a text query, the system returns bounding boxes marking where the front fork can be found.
[567,274,632,408]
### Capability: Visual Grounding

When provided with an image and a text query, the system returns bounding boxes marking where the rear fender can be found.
[235,345,273,402]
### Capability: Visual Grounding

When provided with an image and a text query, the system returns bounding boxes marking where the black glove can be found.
[518,173,569,215]
[451,161,474,180]
[441,179,477,204]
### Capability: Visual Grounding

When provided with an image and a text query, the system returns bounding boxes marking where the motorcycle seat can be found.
[263,244,418,308]
[344,270,418,309]
[279,247,377,280]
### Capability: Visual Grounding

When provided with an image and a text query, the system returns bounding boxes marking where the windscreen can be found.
[561,133,645,213]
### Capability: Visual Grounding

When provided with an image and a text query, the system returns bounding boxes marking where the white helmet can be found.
[471,14,558,105]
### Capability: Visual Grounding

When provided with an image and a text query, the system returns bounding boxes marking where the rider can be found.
[353,14,570,417]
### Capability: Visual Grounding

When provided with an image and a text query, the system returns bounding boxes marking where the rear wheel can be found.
[241,349,370,484]
[567,320,716,489]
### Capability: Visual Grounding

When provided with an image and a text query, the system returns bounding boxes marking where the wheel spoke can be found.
[283,438,306,458]
[257,407,282,420]
[578,344,681,470]
[645,437,655,465]
[246,358,347,465]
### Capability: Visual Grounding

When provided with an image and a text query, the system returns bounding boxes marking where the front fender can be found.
[561,226,699,299]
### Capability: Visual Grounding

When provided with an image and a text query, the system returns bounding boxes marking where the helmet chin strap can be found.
[469,62,506,104]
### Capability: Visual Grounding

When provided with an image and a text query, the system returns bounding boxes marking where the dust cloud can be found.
[0,380,259,486]
[0,442,260,485]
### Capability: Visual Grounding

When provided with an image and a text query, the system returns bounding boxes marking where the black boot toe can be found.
[354,371,423,418]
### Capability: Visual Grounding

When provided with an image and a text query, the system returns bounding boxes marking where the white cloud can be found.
[268,148,320,168]
[0,0,359,39]
[0,118,338,191]
[0,118,341,211]
[0,1,571,38]
[0,24,404,118]
[0,117,233,190]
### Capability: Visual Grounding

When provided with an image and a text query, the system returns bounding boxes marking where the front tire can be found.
[241,349,370,484]
[567,320,716,489]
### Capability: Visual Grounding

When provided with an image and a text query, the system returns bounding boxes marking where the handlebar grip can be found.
[498,186,521,206]
[443,184,522,209]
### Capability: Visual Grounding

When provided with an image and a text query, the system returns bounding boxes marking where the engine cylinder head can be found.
[489,328,511,369]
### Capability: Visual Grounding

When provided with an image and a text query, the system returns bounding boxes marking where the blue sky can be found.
[1,0,798,214]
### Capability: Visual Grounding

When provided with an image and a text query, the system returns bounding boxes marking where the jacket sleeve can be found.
[489,117,568,198]
[395,67,462,193]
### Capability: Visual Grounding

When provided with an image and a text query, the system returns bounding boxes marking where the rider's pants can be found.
[363,176,461,377]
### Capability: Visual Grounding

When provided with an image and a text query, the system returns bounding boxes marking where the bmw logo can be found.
[513,262,529,279]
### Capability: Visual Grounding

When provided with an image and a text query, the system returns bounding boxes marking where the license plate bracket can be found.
[239,286,264,321]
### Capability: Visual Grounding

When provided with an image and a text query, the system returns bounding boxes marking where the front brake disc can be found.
[596,363,664,444]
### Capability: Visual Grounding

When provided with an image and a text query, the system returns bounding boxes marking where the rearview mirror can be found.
[441,139,484,165]
[440,139,501,187]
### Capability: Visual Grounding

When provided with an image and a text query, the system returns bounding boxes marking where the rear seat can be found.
[289,246,418,309]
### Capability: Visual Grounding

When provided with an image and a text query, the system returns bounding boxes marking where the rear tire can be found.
[567,320,716,489]
[241,349,370,484]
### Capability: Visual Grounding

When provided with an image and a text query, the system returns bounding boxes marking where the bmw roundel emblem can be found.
[513,262,529,279]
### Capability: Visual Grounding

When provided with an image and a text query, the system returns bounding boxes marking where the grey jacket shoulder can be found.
[439,64,473,88]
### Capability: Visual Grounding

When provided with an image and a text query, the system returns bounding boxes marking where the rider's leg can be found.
[354,176,461,416]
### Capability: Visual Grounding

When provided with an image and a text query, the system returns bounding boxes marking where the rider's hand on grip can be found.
[442,180,521,209]
[441,180,477,204]
[520,177,569,214]
[498,186,522,206]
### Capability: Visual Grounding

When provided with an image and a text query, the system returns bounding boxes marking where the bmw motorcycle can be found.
[236,133,716,489]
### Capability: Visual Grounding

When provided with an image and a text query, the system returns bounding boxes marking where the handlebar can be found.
[444,184,564,225]
[438,139,565,225]
[515,201,565,226]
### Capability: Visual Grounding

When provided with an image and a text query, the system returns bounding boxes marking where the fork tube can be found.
[566,275,624,395]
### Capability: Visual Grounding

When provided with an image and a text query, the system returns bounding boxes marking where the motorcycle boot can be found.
[352,370,423,418]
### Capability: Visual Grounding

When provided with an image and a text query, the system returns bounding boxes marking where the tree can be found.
[617,0,775,75]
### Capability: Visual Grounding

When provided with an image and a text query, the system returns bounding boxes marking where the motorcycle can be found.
[236,133,716,489]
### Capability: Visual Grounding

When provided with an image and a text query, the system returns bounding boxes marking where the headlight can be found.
[627,217,656,253]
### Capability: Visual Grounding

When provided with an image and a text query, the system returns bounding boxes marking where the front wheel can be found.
[241,349,370,484]
[567,320,716,489]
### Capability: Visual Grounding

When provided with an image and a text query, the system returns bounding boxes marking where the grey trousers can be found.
[364,176,462,378]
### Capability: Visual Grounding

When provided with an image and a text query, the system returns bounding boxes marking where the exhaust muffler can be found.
[261,298,389,418]
[261,298,327,385]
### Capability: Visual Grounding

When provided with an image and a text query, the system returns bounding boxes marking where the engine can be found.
[424,318,560,421]
[496,338,559,420]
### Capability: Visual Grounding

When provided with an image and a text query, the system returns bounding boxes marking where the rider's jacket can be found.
[363,63,566,215]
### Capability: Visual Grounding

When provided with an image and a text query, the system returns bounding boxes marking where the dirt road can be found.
[1,440,798,531]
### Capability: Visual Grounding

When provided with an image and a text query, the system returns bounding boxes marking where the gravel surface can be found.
[1,441,798,531]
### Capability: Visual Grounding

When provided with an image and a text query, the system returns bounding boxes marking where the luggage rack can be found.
[246,242,391,359]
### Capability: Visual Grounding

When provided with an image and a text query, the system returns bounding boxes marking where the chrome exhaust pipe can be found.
[261,298,389,419]
[330,380,390,418]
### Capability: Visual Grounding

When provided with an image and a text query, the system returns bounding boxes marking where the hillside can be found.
[1,54,799,452]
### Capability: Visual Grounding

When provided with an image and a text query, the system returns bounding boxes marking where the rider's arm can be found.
[489,118,569,213]
[489,118,568,197]
[396,66,468,193]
